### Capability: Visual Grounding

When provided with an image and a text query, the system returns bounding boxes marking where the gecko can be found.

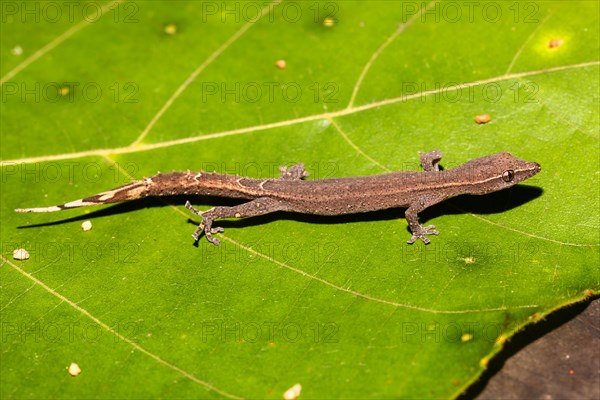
[15,151,541,245]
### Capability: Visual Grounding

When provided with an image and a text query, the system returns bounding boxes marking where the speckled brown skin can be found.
[16,151,541,245]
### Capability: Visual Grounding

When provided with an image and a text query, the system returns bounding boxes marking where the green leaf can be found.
[1,1,598,398]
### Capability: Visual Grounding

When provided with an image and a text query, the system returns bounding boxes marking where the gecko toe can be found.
[407,224,439,245]
[206,235,221,246]
[204,225,224,245]
[185,201,202,215]
[192,223,204,241]
[423,225,439,236]
[189,221,223,245]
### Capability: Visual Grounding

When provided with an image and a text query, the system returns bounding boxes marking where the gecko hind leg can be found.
[279,163,309,180]
[185,198,291,245]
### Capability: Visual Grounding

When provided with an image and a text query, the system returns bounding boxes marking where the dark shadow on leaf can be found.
[458,295,599,399]
[416,184,543,223]
[16,195,243,229]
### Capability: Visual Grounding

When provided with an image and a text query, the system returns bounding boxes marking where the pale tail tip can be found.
[15,206,62,213]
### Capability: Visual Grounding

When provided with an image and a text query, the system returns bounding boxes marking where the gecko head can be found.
[463,152,541,195]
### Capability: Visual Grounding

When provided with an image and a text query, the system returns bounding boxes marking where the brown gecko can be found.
[15,151,541,245]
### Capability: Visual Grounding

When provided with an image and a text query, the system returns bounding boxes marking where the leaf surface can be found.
[1,1,599,398]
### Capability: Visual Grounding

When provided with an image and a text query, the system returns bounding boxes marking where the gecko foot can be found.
[419,150,443,172]
[186,201,224,245]
[407,224,439,245]
[279,163,309,180]
[191,222,224,245]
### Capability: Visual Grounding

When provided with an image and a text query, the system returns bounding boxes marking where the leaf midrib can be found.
[2,60,598,166]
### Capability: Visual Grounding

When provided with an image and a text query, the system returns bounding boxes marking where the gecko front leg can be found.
[419,150,443,172]
[403,151,443,244]
[405,198,441,245]
[186,198,291,245]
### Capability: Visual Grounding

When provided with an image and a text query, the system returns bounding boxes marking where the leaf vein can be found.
[2,60,597,167]
[0,0,123,85]
[220,237,538,315]
[130,0,283,146]
[347,0,436,108]
[0,256,244,400]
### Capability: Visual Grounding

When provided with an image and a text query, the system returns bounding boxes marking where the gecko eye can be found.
[502,170,515,182]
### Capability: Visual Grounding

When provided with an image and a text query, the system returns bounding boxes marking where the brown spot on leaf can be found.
[475,114,491,124]
[548,38,564,48]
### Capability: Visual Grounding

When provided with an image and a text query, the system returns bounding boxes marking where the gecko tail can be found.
[16,205,67,213]
[15,198,99,212]
[15,180,149,213]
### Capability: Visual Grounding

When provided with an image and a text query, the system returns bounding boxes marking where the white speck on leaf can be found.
[81,220,92,231]
[13,248,29,260]
[283,383,302,400]
[68,362,81,377]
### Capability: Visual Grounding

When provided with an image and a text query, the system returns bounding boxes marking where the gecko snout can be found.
[524,161,541,180]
